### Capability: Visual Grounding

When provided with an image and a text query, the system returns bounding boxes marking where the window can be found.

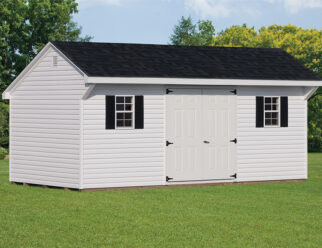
[115,96,134,128]
[106,95,144,130]
[264,97,279,126]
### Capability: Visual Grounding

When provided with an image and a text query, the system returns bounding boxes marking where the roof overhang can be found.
[87,77,322,87]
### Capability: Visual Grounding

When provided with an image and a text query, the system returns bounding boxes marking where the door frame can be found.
[165,85,238,184]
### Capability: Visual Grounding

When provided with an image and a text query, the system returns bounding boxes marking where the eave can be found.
[87,77,322,87]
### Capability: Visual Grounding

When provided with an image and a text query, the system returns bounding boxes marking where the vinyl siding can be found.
[236,86,307,182]
[10,47,86,188]
[82,84,165,189]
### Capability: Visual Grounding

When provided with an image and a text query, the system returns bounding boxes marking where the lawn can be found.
[0,154,321,248]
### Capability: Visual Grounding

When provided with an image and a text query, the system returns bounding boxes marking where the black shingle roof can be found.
[52,41,321,81]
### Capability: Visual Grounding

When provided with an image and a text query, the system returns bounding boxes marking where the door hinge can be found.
[166,141,174,146]
[166,176,173,182]
[230,173,237,179]
[166,89,173,94]
[230,89,237,95]
[230,138,237,144]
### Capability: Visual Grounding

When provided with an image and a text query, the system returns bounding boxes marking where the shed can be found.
[2,41,321,190]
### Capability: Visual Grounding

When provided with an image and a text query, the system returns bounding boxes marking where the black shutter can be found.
[106,95,115,129]
[135,96,144,129]
[280,96,288,127]
[256,96,264,127]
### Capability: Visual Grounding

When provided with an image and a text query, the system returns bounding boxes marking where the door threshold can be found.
[167,178,235,183]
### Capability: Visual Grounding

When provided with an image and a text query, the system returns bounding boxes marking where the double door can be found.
[166,88,237,182]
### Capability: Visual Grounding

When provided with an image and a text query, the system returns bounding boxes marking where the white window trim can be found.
[115,95,135,130]
[264,96,280,128]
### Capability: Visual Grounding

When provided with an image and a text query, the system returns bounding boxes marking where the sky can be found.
[74,0,322,44]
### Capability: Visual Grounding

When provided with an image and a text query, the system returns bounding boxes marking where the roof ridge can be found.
[51,41,284,51]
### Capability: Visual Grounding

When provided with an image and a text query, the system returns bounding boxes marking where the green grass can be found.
[1,154,322,248]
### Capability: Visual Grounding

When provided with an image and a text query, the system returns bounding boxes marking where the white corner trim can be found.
[1,42,87,100]
[304,86,319,100]
[87,77,322,87]
[82,84,96,100]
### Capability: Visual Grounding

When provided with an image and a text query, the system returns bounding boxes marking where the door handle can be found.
[203,141,210,144]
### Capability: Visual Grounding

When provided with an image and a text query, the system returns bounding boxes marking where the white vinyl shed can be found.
[2,41,321,190]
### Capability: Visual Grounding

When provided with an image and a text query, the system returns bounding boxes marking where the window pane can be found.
[272,112,278,118]
[272,119,278,125]
[272,104,277,110]
[117,113,124,119]
[265,105,271,110]
[116,104,124,111]
[125,113,132,119]
[265,119,271,126]
[125,97,132,103]
[272,98,278,104]
[116,97,124,103]
[117,120,124,127]
[125,104,132,111]
[265,98,271,103]
[124,120,132,127]
[265,112,271,118]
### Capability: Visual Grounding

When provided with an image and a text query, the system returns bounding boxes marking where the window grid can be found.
[115,96,134,129]
[264,97,279,127]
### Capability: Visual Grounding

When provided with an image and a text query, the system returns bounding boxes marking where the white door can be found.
[202,89,237,180]
[166,88,237,182]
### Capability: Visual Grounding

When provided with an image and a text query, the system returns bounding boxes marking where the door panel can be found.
[202,89,236,179]
[166,88,237,182]
[166,89,203,181]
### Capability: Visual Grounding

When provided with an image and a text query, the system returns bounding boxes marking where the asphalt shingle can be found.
[52,41,321,81]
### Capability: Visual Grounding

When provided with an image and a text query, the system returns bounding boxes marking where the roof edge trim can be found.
[87,77,322,87]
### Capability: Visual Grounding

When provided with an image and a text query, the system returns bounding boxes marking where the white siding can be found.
[82,84,165,188]
[83,84,308,188]
[10,47,86,188]
[236,86,307,182]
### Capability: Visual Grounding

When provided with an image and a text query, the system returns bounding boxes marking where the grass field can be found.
[0,154,321,247]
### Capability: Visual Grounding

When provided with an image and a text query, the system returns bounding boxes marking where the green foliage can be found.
[0,147,7,160]
[0,154,322,247]
[308,88,322,152]
[0,103,9,139]
[0,137,9,149]
[170,16,215,46]
[0,0,92,96]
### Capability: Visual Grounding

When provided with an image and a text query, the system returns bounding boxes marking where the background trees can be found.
[170,18,322,151]
[170,16,215,46]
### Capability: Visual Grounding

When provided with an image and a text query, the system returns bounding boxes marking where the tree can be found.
[0,0,92,96]
[213,24,258,47]
[170,16,215,46]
